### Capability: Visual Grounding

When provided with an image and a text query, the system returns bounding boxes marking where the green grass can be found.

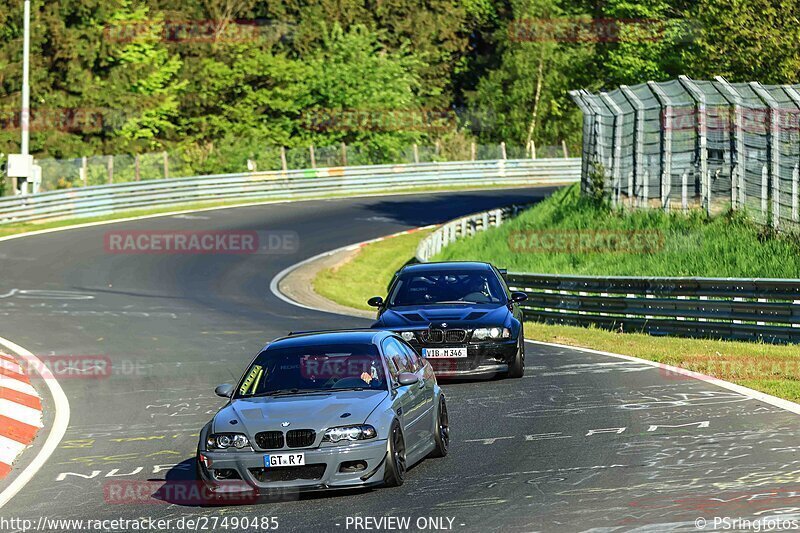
[314,229,432,311]
[313,215,800,403]
[435,184,800,277]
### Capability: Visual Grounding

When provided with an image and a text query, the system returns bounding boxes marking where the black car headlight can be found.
[322,425,377,443]
[472,327,511,340]
[396,331,416,342]
[206,433,251,450]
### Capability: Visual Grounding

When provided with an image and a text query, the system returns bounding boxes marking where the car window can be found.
[388,269,507,306]
[382,338,412,376]
[398,339,422,372]
[235,343,388,397]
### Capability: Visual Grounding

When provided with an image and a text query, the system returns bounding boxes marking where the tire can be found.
[383,422,407,487]
[507,334,525,379]
[429,396,450,458]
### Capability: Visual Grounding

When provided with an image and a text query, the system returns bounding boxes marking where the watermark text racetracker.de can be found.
[0,516,278,532]
[104,230,299,255]
[508,230,665,255]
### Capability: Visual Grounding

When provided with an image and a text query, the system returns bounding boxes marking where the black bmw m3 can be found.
[369,262,528,379]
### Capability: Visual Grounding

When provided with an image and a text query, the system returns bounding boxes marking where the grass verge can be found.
[313,220,800,403]
[435,184,800,277]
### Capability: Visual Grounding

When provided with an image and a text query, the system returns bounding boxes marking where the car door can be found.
[382,338,427,454]
[399,339,436,444]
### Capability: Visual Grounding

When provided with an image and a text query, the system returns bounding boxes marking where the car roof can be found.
[399,261,494,274]
[266,329,394,350]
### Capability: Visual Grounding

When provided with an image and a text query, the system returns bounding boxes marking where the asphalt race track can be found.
[1,188,800,532]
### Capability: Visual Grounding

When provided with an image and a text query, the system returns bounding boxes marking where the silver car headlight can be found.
[322,425,377,443]
[206,433,251,450]
[472,327,511,340]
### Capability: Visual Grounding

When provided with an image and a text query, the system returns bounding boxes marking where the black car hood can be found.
[373,303,510,328]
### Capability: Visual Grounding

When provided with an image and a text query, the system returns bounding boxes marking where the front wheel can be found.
[429,396,450,458]
[383,422,406,487]
[507,335,525,379]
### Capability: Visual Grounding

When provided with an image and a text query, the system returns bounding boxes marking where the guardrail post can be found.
[470,142,476,161]
[81,156,88,187]
[309,145,316,169]
[413,144,419,164]
[134,154,140,181]
[570,90,597,196]
[648,82,673,211]
[601,92,624,207]
[561,140,569,159]
[621,85,646,207]
[107,155,113,184]
[751,82,782,230]
[682,171,688,212]
[679,76,710,215]
[714,77,746,210]
[761,164,769,218]
[280,146,288,172]
[341,143,347,166]
[794,163,799,223]
[500,142,507,160]
[163,151,169,179]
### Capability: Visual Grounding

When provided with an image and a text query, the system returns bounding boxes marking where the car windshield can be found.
[388,269,506,307]
[235,343,388,398]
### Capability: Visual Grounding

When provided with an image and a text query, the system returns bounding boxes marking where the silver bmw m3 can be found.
[197,330,449,495]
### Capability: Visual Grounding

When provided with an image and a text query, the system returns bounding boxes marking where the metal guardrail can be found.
[415,204,527,262]
[507,273,800,344]
[417,205,800,344]
[0,158,580,225]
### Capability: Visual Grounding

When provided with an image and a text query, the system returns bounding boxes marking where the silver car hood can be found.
[213,390,389,435]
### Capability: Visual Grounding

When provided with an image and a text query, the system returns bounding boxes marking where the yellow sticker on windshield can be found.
[240,365,264,395]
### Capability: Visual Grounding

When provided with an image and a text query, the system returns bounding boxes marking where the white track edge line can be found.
[0,336,70,509]
[269,226,436,316]
[526,340,800,416]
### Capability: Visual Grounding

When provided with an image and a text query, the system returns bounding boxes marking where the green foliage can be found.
[0,0,798,175]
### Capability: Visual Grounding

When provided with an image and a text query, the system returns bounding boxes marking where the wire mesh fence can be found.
[3,141,571,196]
[571,77,800,230]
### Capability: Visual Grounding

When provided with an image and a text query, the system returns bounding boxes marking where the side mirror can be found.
[397,372,419,386]
[215,384,234,398]
[511,291,528,303]
[367,296,385,308]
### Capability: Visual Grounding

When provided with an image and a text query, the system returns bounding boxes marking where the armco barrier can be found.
[0,159,580,225]
[417,205,800,344]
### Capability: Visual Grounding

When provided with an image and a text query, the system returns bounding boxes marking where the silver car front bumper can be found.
[199,439,389,493]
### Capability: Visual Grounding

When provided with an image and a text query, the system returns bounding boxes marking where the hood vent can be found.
[401,313,425,322]
[465,312,488,320]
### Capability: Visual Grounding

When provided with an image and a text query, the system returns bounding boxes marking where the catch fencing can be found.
[0,159,580,225]
[570,77,800,230]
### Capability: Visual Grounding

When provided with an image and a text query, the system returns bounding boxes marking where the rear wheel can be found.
[429,396,450,458]
[507,335,525,379]
[383,422,406,487]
